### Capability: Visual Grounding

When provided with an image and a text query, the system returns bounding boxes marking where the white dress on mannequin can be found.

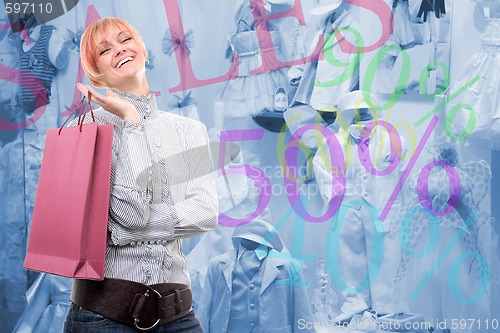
[450,12,500,147]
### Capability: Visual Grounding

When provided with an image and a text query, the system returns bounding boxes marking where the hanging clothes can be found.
[289,9,360,111]
[450,18,500,148]
[217,0,289,118]
[20,25,57,114]
[408,0,447,23]
[376,0,451,95]
[283,7,360,152]
[391,0,426,49]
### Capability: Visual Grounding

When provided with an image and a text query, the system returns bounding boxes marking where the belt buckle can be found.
[133,288,162,331]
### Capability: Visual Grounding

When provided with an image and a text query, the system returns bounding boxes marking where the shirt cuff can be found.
[122,118,143,130]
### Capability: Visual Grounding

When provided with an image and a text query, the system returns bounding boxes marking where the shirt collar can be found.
[237,242,269,261]
[109,88,159,119]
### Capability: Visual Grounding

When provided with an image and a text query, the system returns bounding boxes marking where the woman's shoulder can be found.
[158,111,207,132]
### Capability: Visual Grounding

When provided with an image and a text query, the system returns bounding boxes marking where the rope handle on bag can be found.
[58,92,95,135]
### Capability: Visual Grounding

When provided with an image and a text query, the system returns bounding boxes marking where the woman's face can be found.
[94,25,146,88]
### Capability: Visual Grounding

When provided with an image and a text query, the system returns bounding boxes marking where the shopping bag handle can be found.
[78,92,96,132]
[59,92,96,135]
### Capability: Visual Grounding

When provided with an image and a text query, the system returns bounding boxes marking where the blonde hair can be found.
[80,17,148,88]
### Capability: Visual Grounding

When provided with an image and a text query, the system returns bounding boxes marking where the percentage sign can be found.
[370,104,418,170]
[379,72,481,222]
[373,66,488,302]
[400,208,491,303]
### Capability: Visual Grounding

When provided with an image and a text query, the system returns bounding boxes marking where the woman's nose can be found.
[115,48,126,56]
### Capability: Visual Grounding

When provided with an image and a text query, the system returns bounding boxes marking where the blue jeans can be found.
[64,303,204,332]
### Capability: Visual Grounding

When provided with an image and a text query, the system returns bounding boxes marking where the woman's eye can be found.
[121,37,131,43]
[99,48,110,56]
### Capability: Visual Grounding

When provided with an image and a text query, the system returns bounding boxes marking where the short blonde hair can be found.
[80,17,148,88]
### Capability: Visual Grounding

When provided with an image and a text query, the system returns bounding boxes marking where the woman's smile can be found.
[115,56,134,68]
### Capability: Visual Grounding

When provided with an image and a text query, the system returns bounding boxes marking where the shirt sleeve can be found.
[108,120,218,246]
[107,119,153,230]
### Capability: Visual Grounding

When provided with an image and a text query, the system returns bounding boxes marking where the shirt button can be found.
[249,284,255,290]
[250,322,255,328]
[250,304,255,310]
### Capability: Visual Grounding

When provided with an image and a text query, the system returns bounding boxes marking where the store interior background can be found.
[0,0,499,332]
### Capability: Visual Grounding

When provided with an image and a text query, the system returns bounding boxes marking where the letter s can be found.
[340,0,394,53]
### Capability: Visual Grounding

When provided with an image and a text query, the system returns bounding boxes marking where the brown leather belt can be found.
[71,278,192,331]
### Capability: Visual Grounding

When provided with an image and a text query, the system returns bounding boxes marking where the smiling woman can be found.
[80,17,148,90]
[63,17,218,333]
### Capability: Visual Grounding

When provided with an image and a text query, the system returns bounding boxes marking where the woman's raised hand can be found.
[76,83,140,123]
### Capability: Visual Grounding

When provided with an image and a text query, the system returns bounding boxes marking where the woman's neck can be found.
[111,74,150,96]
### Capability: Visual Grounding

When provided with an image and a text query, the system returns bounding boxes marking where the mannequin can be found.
[313,91,410,320]
[197,219,315,332]
[13,274,72,333]
[284,0,360,181]
[449,0,500,148]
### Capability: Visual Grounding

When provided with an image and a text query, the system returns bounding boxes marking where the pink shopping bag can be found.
[24,95,113,280]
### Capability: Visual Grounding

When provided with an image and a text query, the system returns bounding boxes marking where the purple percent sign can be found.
[388,74,490,303]
[380,74,480,222]
[372,72,488,303]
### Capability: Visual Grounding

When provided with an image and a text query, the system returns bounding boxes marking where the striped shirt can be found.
[68,89,218,285]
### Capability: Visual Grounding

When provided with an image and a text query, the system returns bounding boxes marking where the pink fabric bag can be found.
[24,95,113,280]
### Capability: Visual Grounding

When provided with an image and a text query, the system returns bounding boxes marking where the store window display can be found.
[2,1,500,331]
